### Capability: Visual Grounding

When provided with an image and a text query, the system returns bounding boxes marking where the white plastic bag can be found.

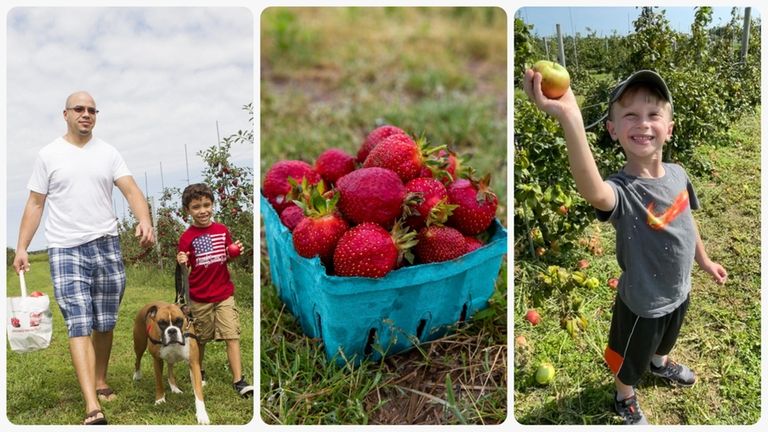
[7,271,53,353]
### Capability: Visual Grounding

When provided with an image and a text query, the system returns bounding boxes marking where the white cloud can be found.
[6,7,254,251]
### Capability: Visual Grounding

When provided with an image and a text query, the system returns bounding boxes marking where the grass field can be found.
[5,253,254,425]
[513,109,761,425]
[260,7,507,425]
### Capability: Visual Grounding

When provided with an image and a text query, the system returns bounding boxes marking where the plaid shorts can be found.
[49,235,126,338]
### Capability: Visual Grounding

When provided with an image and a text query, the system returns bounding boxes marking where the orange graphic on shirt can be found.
[646,190,689,230]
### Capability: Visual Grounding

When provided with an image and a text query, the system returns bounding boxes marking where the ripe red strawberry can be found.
[464,235,484,253]
[279,205,305,231]
[263,160,321,213]
[333,221,417,278]
[403,177,456,230]
[364,134,439,183]
[336,167,405,227]
[292,188,348,268]
[357,125,406,163]
[414,225,466,263]
[447,175,498,236]
[315,148,356,185]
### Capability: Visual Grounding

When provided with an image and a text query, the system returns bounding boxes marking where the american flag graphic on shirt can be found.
[192,233,227,267]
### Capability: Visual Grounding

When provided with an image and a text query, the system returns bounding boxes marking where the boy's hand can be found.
[177,251,190,266]
[522,68,580,121]
[702,260,728,284]
[228,240,244,259]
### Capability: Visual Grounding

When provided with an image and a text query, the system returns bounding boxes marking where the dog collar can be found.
[147,324,164,345]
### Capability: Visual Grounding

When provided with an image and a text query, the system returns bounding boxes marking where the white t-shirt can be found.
[28,136,132,248]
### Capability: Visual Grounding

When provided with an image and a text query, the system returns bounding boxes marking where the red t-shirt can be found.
[178,222,234,303]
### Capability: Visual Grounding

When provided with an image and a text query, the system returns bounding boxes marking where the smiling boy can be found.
[176,183,253,398]
[523,69,727,424]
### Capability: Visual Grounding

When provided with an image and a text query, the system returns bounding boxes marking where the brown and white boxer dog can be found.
[133,301,210,424]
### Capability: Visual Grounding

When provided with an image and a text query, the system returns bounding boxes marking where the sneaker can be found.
[233,376,254,398]
[650,359,696,387]
[614,392,649,425]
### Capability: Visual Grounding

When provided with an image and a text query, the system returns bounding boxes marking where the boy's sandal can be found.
[83,409,108,425]
[96,387,116,401]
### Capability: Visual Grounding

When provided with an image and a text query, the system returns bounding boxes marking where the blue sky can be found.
[515,6,758,37]
[5,7,254,251]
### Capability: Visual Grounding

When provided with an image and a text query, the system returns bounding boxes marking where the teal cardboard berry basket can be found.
[261,193,507,365]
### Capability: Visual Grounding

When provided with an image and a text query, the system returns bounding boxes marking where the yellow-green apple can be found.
[531,60,571,99]
[535,362,555,385]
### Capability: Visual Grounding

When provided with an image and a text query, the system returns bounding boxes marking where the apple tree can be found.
[514,96,596,262]
[197,103,254,271]
[118,103,254,272]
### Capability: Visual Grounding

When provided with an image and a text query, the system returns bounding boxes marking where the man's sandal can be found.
[83,409,108,425]
[96,387,116,402]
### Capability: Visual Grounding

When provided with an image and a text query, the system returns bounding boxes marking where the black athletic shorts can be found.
[603,293,690,386]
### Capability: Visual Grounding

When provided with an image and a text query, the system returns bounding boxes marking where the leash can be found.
[142,263,198,346]
[175,263,195,322]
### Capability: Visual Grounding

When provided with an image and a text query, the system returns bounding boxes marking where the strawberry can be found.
[414,225,466,263]
[403,177,456,230]
[333,221,418,278]
[419,149,463,184]
[292,186,349,268]
[447,174,498,236]
[336,167,405,227]
[357,125,406,163]
[263,160,321,213]
[464,235,484,253]
[315,148,356,185]
[364,134,441,183]
[279,204,306,231]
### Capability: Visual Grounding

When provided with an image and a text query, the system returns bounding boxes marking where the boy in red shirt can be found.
[177,183,253,398]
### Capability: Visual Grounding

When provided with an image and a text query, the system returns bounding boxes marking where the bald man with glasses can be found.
[13,91,154,425]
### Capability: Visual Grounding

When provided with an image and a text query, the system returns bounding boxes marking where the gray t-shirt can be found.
[596,163,700,318]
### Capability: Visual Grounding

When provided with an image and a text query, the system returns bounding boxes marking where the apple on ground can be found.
[525,309,541,326]
[227,243,242,258]
[557,205,569,216]
[577,259,589,270]
[515,335,528,348]
[585,277,600,290]
[535,362,555,385]
[608,278,619,289]
[531,60,571,99]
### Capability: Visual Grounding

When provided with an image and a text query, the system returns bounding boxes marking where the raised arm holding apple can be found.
[522,64,614,212]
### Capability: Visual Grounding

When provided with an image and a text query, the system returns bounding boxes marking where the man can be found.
[13,91,154,425]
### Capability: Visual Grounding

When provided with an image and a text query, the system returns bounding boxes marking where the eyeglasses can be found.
[66,106,99,115]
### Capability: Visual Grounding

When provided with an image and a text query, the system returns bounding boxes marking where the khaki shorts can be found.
[190,296,241,343]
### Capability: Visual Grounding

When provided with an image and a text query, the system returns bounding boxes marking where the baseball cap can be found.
[609,70,673,115]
